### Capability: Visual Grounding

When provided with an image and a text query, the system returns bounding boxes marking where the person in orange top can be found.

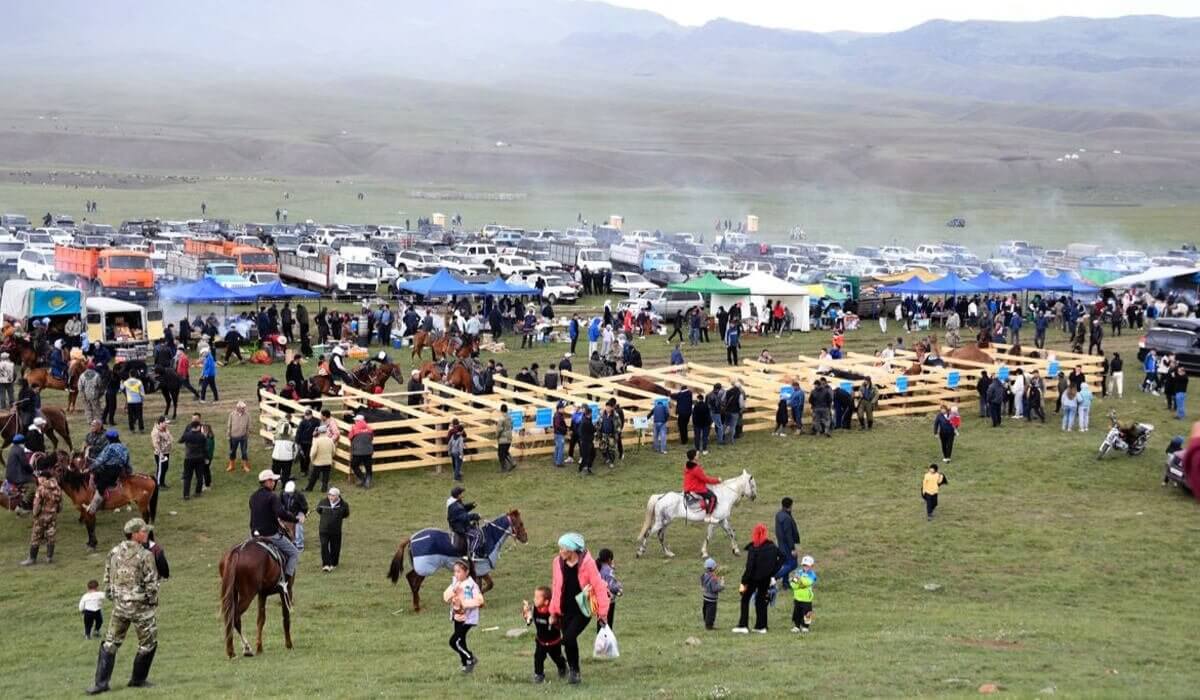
[682,448,721,520]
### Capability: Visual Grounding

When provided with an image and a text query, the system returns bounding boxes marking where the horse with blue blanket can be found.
[386,509,527,611]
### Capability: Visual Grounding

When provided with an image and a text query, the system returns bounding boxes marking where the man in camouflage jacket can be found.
[86,518,160,695]
[20,469,61,565]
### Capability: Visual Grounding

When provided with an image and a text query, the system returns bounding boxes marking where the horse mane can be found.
[57,465,90,490]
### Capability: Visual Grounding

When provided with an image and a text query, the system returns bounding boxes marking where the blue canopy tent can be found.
[967,272,1016,293]
[1007,270,1074,292]
[159,277,249,303]
[480,276,541,296]
[397,269,482,297]
[242,279,321,299]
[882,276,934,294]
[920,273,982,295]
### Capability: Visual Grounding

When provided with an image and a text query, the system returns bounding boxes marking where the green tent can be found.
[667,273,751,295]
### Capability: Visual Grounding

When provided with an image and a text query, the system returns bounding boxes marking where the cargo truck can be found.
[54,245,155,301]
[278,251,379,298]
[547,241,611,275]
[166,255,251,288]
[184,239,277,274]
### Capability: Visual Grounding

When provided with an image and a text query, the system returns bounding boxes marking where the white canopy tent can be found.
[1104,266,1199,288]
[710,271,811,332]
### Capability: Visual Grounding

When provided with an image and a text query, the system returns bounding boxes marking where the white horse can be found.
[636,470,757,559]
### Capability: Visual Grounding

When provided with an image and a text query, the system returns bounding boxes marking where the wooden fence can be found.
[256,344,1106,474]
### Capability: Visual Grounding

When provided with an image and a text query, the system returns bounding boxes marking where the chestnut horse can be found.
[55,451,158,550]
[411,332,478,362]
[419,361,474,394]
[219,527,295,658]
[618,374,671,398]
[24,359,87,411]
[0,406,73,450]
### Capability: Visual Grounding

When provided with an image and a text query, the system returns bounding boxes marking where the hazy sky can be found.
[601,0,1197,32]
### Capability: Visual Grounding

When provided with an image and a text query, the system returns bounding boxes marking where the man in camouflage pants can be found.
[87,518,160,695]
[20,469,61,565]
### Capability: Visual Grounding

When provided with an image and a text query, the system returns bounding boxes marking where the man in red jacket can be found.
[175,349,200,400]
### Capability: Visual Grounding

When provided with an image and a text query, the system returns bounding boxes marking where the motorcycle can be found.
[1098,410,1153,459]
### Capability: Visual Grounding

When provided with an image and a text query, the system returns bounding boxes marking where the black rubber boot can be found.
[128,647,156,688]
[20,545,38,566]
[86,648,116,695]
[45,543,54,563]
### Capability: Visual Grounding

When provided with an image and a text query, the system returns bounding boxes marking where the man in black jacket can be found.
[248,470,302,600]
[774,497,801,583]
[809,380,833,437]
[294,409,320,477]
[316,487,350,571]
[674,387,693,445]
[178,414,208,500]
[986,376,1006,427]
[832,384,853,430]
[447,485,481,558]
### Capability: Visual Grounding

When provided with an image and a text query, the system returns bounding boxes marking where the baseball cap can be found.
[123,518,148,535]
[704,558,717,570]
[801,555,815,566]
[258,469,280,482]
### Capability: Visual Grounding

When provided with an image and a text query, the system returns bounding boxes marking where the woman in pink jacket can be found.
[550,532,610,685]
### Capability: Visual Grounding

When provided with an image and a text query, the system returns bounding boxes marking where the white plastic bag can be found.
[593,625,620,659]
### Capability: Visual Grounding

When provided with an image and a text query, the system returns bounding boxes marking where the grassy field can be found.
[2,314,1198,699]
[2,172,1199,254]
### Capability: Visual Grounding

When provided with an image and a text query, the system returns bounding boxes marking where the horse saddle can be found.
[683,492,702,507]
[450,530,485,559]
[251,538,285,567]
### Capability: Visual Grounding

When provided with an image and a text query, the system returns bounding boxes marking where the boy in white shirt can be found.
[78,579,105,639]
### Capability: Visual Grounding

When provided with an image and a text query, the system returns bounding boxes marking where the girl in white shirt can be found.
[443,560,484,673]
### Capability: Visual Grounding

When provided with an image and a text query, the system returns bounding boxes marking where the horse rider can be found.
[25,416,47,454]
[17,378,40,431]
[248,469,302,602]
[49,339,68,380]
[464,313,481,356]
[85,518,159,695]
[84,419,108,460]
[329,345,353,387]
[88,430,131,514]
[446,486,482,561]
[683,449,722,523]
[4,433,34,513]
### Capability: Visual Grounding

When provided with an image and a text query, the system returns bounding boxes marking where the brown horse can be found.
[923,336,993,366]
[2,335,41,370]
[618,374,671,398]
[55,451,158,550]
[219,531,294,658]
[0,406,73,450]
[411,332,478,362]
[24,359,86,411]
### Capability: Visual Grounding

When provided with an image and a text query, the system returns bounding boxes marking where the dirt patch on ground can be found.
[951,637,1024,651]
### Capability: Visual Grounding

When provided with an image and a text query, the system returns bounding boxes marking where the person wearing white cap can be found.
[788,555,817,633]
[248,469,302,600]
[315,486,350,571]
[25,416,48,454]
[280,481,309,551]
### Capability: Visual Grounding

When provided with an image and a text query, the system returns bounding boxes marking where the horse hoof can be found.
[664,551,675,558]
[243,650,254,658]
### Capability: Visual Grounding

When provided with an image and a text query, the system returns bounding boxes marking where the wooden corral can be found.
[256,345,1106,474]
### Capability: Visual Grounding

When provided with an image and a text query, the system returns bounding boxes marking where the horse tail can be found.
[386,537,411,584]
[220,549,239,655]
[148,481,159,523]
[637,494,662,541]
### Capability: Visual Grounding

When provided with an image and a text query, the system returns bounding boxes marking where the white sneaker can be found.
[731,627,749,634]
[790,626,801,633]
[800,628,810,634]
[753,628,768,634]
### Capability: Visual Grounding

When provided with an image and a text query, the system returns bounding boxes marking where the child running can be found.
[523,586,567,683]
[682,448,721,523]
[78,579,105,640]
[700,558,725,630]
[789,555,818,633]
[442,559,484,673]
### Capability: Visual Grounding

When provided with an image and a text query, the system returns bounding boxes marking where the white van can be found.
[86,297,163,360]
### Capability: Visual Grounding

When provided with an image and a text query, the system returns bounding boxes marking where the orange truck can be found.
[184,239,277,274]
[54,245,155,301]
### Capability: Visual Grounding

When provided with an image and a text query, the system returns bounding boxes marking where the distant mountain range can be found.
[4,2,1199,109]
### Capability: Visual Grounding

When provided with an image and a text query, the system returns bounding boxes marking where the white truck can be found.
[547,241,611,275]
[278,251,379,297]
[610,241,681,274]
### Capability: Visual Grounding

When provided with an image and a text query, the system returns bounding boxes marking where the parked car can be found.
[395,249,443,274]
[1140,318,1200,373]
[511,273,578,305]
[17,229,56,251]
[494,255,538,278]
[628,289,705,318]
[17,249,56,280]
[610,271,657,296]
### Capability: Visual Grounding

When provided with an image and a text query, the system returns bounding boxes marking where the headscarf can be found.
[557,532,586,553]
[751,523,768,547]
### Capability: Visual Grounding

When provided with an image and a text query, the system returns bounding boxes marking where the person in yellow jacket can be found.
[921,463,948,521]
[788,555,817,633]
